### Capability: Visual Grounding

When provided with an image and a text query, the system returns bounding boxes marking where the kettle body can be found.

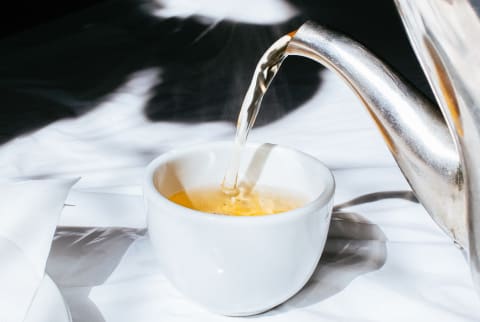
[285,0,480,293]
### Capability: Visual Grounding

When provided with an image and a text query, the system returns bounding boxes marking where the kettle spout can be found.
[287,21,465,247]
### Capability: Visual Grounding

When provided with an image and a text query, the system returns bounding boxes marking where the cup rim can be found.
[143,141,335,224]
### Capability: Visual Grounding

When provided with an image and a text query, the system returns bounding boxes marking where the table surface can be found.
[1,1,479,321]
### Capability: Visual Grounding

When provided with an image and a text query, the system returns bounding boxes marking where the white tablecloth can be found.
[1,69,478,321]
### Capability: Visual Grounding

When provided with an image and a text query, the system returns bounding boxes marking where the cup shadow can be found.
[279,210,387,310]
[46,227,146,322]
[255,190,418,316]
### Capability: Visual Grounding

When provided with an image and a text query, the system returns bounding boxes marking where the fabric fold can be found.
[0,178,78,322]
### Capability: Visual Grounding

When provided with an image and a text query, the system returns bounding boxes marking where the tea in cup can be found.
[144,141,334,316]
[168,185,307,216]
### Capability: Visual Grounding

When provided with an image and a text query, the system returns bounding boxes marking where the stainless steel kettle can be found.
[285,1,480,292]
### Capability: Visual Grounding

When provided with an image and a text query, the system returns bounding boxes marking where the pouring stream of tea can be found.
[222,32,294,195]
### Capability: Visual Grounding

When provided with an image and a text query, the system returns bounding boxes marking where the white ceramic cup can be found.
[144,141,335,316]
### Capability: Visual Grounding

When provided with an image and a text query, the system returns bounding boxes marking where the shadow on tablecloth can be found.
[46,227,146,322]
[45,191,417,320]
[256,190,417,316]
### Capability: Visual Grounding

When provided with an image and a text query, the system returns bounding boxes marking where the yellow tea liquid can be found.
[168,186,306,216]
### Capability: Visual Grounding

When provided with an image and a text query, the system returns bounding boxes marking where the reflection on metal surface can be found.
[394,0,480,296]
[285,0,480,294]
[286,21,464,247]
[423,37,463,138]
